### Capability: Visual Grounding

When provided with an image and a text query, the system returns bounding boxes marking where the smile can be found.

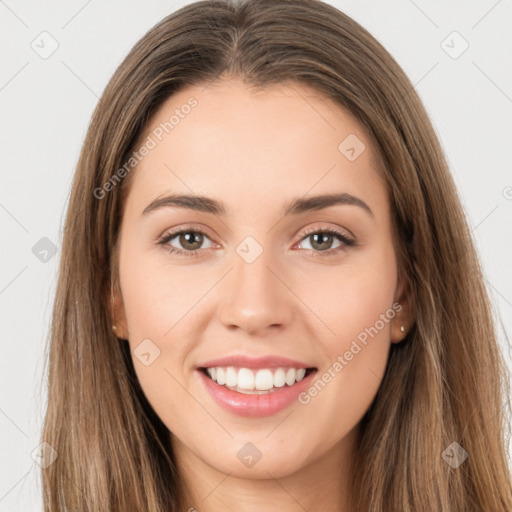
[202,366,315,393]
[197,366,318,417]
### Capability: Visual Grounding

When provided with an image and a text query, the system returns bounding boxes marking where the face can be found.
[111,78,410,481]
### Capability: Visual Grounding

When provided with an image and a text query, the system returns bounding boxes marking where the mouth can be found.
[199,366,318,395]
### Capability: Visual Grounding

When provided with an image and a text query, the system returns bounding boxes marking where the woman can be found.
[41,0,512,510]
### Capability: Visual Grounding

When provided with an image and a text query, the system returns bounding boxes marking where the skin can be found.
[111,78,412,512]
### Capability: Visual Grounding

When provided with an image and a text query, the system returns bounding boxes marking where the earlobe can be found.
[391,322,408,344]
[391,277,414,344]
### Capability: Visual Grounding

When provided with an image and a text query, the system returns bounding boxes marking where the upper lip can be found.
[197,354,316,370]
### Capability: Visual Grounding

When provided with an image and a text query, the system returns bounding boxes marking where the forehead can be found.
[124,78,388,222]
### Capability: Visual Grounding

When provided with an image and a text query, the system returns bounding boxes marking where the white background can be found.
[1,0,511,509]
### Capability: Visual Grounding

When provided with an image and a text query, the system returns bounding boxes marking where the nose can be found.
[218,247,294,336]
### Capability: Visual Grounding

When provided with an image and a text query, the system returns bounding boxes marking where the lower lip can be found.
[197,369,317,417]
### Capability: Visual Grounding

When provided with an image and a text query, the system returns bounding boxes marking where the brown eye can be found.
[177,231,204,251]
[157,226,356,258]
[308,232,336,251]
[158,227,214,257]
[297,228,356,256]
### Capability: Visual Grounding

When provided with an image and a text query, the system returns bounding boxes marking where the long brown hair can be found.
[41,0,512,509]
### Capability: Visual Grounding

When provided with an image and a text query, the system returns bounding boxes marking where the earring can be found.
[112,324,117,332]
[400,325,405,333]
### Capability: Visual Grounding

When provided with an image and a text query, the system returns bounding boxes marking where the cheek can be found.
[326,272,396,354]
[117,244,197,401]
[295,247,397,432]
[119,243,204,340]
[297,245,397,354]
[119,256,198,432]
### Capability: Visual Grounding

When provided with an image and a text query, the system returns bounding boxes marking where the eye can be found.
[157,225,357,258]
[295,227,356,257]
[157,225,215,257]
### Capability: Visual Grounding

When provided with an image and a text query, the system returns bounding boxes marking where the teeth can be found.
[285,368,296,386]
[238,368,255,389]
[274,368,286,387]
[255,369,273,390]
[205,366,309,391]
[225,367,237,387]
[216,367,226,385]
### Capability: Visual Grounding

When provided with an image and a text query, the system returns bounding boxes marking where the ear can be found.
[108,273,129,341]
[390,274,414,344]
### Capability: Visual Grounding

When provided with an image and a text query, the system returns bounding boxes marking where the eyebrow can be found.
[141,192,374,218]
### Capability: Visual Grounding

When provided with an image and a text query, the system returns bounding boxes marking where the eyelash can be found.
[158,226,357,258]
[157,224,357,259]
